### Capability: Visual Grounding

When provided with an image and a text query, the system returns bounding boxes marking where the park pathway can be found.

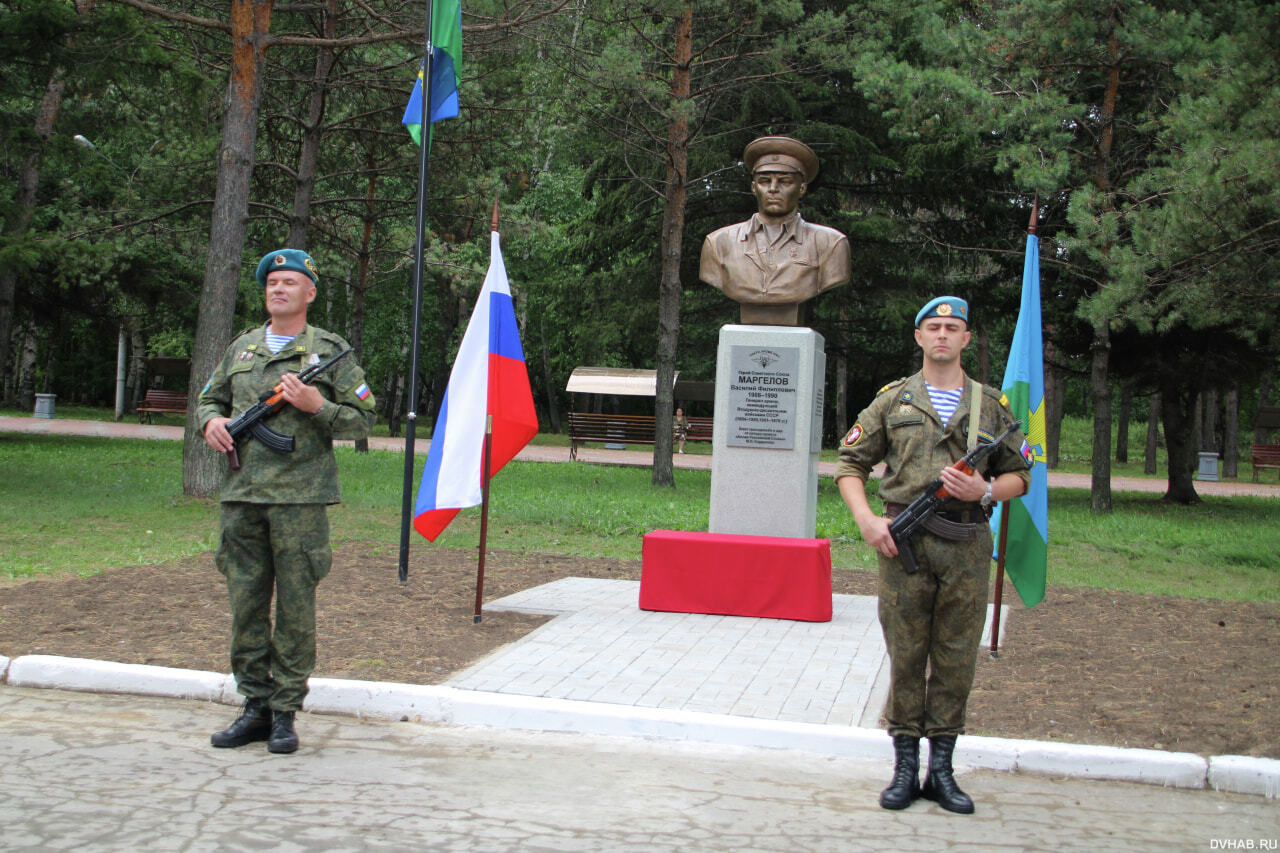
[3,415,1277,498]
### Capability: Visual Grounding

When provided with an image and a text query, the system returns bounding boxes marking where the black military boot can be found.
[210,698,271,748]
[267,710,299,754]
[921,735,975,814]
[878,734,921,810]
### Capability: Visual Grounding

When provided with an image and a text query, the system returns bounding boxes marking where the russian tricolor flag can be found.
[413,229,538,541]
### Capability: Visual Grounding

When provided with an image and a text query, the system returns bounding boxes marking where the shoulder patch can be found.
[877,377,908,396]
[314,327,352,348]
[842,424,864,447]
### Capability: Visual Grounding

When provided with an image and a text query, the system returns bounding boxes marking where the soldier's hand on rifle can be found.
[203,417,234,454]
[278,372,325,414]
[858,514,899,558]
[939,464,986,502]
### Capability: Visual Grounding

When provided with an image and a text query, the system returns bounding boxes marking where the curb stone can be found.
[3,653,1276,798]
[1209,755,1280,798]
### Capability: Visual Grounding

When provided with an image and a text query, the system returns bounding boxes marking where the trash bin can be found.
[1195,451,1219,482]
[34,393,57,419]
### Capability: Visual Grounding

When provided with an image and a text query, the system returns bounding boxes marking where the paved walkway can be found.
[456,578,897,728]
[4,415,1277,496]
[6,687,1276,853]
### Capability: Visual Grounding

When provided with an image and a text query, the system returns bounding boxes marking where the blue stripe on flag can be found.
[414,393,449,516]
[488,291,525,362]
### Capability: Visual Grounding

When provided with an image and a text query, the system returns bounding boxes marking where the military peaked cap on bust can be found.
[915,296,970,327]
[743,136,819,183]
[255,249,319,287]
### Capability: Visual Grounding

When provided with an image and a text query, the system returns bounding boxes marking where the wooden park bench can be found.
[137,389,188,423]
[1250,444,1280,482]
[567,412,713,460]
[683,415,714,442]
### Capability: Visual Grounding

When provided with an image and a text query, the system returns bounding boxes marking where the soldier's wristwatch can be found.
[980,482,993,508]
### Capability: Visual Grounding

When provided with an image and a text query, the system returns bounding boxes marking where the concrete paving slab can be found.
[2,687,1276,853]
[458,578,1004,732]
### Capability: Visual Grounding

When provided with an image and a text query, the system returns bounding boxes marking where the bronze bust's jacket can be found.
[700,211,850,305]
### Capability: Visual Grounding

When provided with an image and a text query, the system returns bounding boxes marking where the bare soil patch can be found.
[1,541,1275,758]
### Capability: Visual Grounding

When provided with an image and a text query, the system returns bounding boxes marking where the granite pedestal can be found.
[709,325,825,539]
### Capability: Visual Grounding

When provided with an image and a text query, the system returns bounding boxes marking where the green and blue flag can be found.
[402,0,462,145]
[991,220,1049,607]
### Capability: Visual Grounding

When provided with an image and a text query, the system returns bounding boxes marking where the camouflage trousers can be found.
[877,526,991,739]
[215,503,332,712]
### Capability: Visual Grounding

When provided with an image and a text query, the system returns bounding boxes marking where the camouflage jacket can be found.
[197,324,376,504]
[834,371,1030,510]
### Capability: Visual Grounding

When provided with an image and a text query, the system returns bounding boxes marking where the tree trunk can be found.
[1191,392,1203,459]
[17,321,37,412]
[650,4,692,488]
[1088,322,1112,512]
[1115,376,1132,463]
[1087,11,1121,512]
[835,303,848,441]
[383,365,403,438]
[1160,376,1201,504]
[0,0,92,404]
[1043,328,1064,467]
[128,322,145,412]
[1144,392,1160,475]
[1255,366,1274,444]
[976,325,990,385]
[1223,384,1239,478]
[835,348,848,443]
[286,0,336,250]
[1201,388,1219,453]
[540,316,563,434]
[345,147,376,457]
[182,0,275,497]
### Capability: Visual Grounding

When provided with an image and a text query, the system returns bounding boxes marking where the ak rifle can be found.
[224,349,351,470]
[888,420,1021,574]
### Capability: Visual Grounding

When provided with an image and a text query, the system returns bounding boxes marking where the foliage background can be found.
[2,0,1277,495]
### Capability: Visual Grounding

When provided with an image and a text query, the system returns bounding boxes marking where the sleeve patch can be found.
[842,424,864,447]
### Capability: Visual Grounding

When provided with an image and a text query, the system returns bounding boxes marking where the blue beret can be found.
[255,249,318,287]
[915,296,969,327]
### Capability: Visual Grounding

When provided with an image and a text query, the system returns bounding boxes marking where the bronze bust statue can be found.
[699,136,851,326]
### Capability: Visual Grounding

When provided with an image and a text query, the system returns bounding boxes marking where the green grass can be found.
[0,435,216,579]
[2,430,1277,602]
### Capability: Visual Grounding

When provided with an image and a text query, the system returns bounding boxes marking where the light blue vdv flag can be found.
[991,222,1048,607]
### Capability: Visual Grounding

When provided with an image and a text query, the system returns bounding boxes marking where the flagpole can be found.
[398,0,437,584]
[990,196,1042,652]
[475,415,493,623]
[990,506,1010,657]
[473,199,501,623]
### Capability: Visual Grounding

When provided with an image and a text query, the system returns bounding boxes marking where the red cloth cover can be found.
[639,529,832,622]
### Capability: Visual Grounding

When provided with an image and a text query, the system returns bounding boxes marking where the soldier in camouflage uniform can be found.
[198,249,375,754]
[835,296,1031,814]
